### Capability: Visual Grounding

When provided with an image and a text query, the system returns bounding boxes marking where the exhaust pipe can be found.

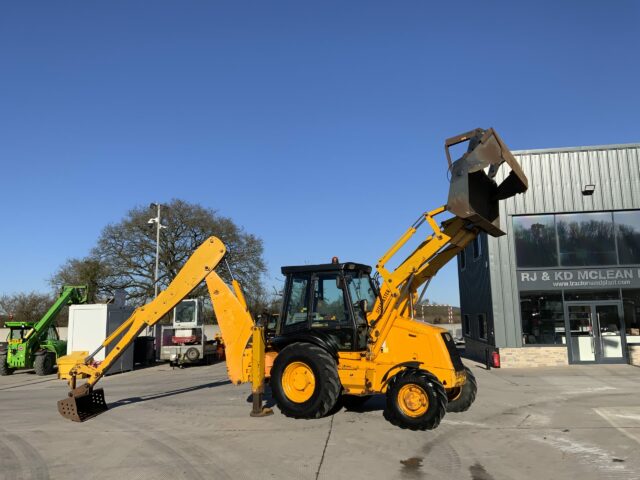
[57,383,108,422]
[446,128,528,236]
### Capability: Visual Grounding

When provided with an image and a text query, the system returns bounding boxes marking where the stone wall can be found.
[498,346,568,367]
[629,345,640,366]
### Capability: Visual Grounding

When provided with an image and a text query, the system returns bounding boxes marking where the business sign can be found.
[517,267,640,291]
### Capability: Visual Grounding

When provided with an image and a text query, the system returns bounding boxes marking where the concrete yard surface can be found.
[1,362,639,479]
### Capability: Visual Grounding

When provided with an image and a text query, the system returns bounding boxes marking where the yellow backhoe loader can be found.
[58,128,527,430]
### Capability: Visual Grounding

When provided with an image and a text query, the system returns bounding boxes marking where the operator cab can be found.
[276,262,378,351]
[173,298,203,327]
[6,322,32,342]
[5,322,58,343]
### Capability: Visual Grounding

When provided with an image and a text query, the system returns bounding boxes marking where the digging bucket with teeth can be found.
[58,384,108,422]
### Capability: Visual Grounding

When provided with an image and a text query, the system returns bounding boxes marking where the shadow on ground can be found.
[110,379,231,409]
[246,387,387,413]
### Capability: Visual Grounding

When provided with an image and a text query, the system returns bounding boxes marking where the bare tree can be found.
[51,199,266,307]
[50,257,111,303]
[0,292,54,326]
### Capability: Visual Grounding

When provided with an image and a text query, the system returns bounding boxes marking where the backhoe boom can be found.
[58,237,229,421]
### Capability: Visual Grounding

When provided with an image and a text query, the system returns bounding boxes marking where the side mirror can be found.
[358,299,368,316]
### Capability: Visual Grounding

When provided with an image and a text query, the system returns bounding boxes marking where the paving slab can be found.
[0,362,639,479]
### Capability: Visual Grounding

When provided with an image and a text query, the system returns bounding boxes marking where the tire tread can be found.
[384,369,447,431]
[446,367,477,413]
[272,343,340,419]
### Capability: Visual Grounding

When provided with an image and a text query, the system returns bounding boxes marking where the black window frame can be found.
[279,273,312,334]
[459,248,466,271]
[463,314,471,336]
[472,235,482,260]
[478,313,487,340]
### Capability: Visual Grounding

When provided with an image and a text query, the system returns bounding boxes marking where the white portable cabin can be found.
[67,304,135,375]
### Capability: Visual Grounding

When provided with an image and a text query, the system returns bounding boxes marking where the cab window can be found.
[47,326,59,340]
[10,328,24,340]
[284,275,310,327]
[346,273,376,317]
[311,274,350,325]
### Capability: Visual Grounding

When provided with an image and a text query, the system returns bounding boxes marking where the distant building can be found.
[458,143,640,367]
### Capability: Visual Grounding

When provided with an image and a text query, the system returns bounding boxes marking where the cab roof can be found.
[5,321,35,327]
[281,262,372,275]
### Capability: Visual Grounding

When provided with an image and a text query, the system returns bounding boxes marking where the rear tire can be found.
[384,369,447,431]
[271,342,340,419]
[34,353,55,376]
[446,367,477,413]
[0,356,14,376]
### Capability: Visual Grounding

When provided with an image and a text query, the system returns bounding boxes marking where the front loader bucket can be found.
[58,386,108,422]
[446,128,528,236]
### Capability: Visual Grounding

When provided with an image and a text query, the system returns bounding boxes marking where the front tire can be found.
[446,367,477,413]
[271,342,340,419]
[384,369,447,431]
[34,353,55,376]
[0,356,14,376]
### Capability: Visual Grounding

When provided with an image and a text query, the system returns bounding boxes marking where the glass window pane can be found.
[312,274,349,325]
[284,276,309,327]
[47,326,58,340]
[563,290,620,301]
[478,314,487,339]
[459,249,466,270]
[175,301,196,324]
[472,236,481,259]
[622,289,640,343]
[615,211,640,264]
[346,273,376,327]
[513,215,558,267]
[519,292,565,345]
[557,212,616,266]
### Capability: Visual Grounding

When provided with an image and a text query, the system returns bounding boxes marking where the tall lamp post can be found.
[148,203,167,335]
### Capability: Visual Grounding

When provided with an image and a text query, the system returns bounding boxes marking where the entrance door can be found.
[566,302,626,364]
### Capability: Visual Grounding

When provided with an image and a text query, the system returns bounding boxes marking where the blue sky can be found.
[1,1,638,306]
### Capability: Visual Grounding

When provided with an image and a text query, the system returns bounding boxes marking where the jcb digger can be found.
[58,128,527,430]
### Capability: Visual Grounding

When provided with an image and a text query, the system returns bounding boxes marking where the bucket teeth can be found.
[58,388,108,422]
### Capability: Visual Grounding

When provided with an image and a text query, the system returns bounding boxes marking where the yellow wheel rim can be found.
[282,361,316,403]
[397,384,429,418]
[448,387,462,402]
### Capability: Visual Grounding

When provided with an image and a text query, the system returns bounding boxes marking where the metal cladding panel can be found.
[457,234,494,344]
[485,143,640,348]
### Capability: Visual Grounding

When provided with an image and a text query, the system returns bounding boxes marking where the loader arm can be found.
[367,128,528,359]
[24,285,88,345]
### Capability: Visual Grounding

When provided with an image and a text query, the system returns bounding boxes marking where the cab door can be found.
[309,273,356,350]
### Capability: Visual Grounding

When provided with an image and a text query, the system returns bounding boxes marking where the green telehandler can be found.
[0,286,87,376]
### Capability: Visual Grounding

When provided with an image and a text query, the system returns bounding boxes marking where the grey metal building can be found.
[458,143,640,367]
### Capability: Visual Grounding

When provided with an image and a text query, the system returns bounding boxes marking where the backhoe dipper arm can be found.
[205,273,255,384]
[68,237,227,389]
